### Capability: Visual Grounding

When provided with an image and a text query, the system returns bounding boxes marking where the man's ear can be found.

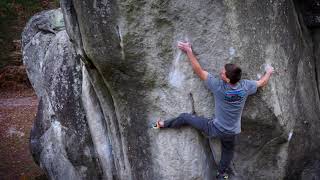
[222,76,230,83]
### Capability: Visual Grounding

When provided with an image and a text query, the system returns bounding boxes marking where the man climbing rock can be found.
[153,42,274,179]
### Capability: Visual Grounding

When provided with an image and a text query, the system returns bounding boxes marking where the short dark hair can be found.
[225,63,242,84]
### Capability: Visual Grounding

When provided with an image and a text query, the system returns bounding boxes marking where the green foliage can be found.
[0,0,39,18]
[0,0,60,22]
[0,0,14,18]
[0,0,59,69]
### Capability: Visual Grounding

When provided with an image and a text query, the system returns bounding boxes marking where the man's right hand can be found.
[177,41,208,80]
[257,64,274,88]
[265,64,274,74]
[178,41,193,54]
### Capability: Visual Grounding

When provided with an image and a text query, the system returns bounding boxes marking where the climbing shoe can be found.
[151,120,161,129]
[216,171,229,179]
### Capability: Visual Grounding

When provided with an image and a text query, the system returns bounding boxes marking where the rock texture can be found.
[22,9,101,179]
[22,1,320,179]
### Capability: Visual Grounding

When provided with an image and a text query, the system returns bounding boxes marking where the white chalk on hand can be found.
[264,64,274,72]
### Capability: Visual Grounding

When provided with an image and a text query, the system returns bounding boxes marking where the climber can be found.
[152,41,274,179]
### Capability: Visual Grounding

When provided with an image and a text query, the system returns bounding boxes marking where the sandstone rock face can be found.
[22,1,320,179]
[22,9,101,179]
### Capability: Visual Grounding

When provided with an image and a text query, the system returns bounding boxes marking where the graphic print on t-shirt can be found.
[224,89,245,103]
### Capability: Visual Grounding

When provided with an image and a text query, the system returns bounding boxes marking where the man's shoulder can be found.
[239,79,258,94]
[240,79,257,85]
[206,73,223,84]
[205,73,223,92]
[207,72,218,79]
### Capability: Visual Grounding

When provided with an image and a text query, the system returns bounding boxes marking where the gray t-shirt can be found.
[205,73,257,134]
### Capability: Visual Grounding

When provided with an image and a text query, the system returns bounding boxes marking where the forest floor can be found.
[0,1,58,179]
[0,66,46,180]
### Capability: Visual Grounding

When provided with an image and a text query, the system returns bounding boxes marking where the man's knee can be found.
[179,113,192,119]
[221,137,236,151]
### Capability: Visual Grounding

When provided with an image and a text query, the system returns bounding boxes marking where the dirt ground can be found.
[0,66,47,180]
[0,1,59,179]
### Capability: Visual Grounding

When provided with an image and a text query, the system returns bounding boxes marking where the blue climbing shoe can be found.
[216,171,229,180]
[151,120,161,129]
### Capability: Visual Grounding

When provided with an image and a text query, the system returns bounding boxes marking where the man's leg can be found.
[218,135,236,175]
[161,113,210,135]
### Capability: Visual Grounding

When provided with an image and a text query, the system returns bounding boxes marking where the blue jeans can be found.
[164,113,236,173]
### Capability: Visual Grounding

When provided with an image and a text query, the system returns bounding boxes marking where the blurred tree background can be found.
[0,1,58,179]
[0,0,59,69]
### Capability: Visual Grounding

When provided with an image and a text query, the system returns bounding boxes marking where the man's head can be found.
[220,63,242,84]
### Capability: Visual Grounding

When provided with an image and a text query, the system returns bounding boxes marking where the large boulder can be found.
[22,0,320,179]
[22,9,102,179]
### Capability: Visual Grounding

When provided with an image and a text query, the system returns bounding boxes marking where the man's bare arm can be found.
[257,65,274,87]
[178,42,208,80]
